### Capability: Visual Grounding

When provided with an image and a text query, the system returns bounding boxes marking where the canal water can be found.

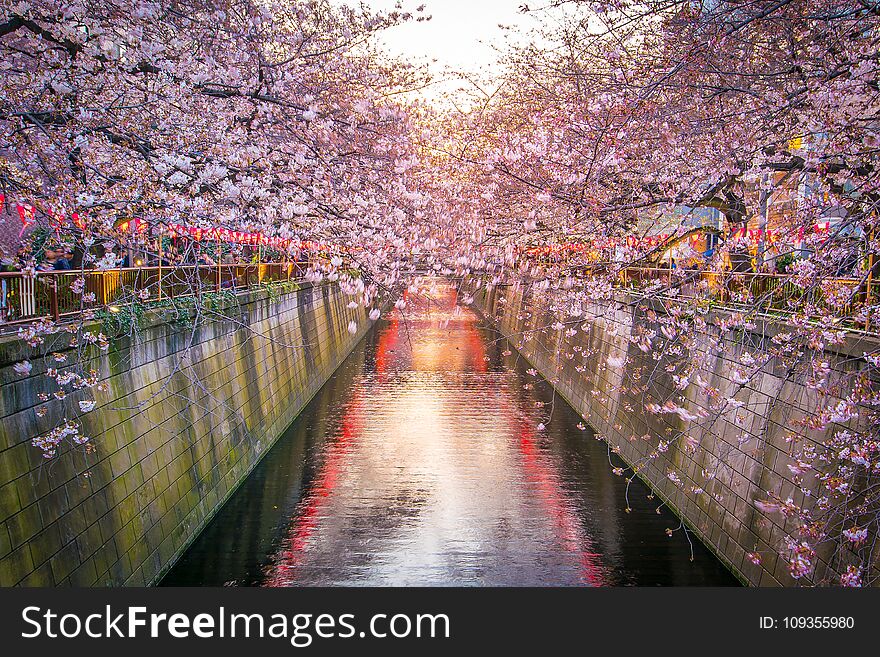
[162,280,737,586]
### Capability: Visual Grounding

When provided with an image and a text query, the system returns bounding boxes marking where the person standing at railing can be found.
[38,248,59,271]
[54,248,72,270]
[220,251,236,289]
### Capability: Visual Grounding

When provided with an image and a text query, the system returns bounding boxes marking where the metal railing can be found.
[2,261,876,331]
[0,262,304,326]
[605,267,879,331]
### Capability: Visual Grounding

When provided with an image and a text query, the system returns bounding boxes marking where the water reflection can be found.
[163,279,737,586]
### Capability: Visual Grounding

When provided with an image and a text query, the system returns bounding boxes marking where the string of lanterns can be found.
[0,195,341,253]
[727,223,831,242]
[521,233,673,256]
[165,223,290,250]
[161,223,341,253]
[521,223,833,257]
[4,194,831,257]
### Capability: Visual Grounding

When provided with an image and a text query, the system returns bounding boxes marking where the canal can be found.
[162,280,737,586]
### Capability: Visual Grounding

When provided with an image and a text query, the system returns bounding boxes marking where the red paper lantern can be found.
[17,203,35,226]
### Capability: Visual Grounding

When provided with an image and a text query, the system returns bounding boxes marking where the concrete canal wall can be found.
[0,282,373,586]
[476,283,877,586]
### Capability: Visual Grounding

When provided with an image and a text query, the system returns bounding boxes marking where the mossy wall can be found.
[0,283,373,586]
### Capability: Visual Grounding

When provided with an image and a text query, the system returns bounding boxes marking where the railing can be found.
[607,267,879,329]
[0,262,305,326]
[3,262,876,331]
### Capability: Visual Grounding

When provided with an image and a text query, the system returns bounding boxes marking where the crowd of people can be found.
[38,246,76,271]
[0,231,309,324]
[0,233,291,274]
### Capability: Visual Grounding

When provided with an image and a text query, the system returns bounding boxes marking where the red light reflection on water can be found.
[515,418,607,585]
[264,387,364,587]
[262,279,605,586]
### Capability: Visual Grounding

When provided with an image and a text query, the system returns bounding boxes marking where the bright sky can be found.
[333,1,544,104]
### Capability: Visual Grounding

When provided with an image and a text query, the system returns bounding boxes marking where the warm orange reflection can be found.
[262,279,608,586]
[374,280,486,375]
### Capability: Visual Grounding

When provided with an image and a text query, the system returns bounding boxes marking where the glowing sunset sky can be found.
[335,1,545,102]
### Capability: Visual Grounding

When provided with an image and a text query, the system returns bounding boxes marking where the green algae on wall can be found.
[0,282,375,586]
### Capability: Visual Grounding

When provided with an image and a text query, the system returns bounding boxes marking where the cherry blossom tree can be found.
[1,1,443,468]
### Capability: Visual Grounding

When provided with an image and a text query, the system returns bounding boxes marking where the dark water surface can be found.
[162,280,737,586]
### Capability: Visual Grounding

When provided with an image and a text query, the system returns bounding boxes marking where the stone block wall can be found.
[0,282,373,586]
[476,283,877,586]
